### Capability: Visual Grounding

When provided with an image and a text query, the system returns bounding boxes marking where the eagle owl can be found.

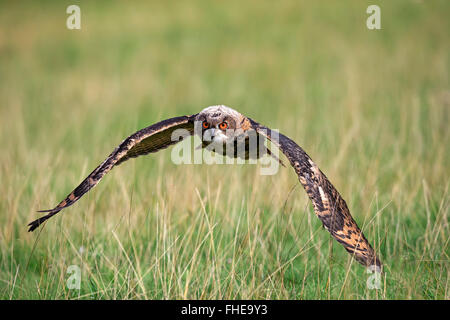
[29,105,382,269]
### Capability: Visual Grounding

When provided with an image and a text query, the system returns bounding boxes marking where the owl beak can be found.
[203,127,227,144]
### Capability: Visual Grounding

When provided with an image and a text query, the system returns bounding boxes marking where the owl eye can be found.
[219,122,228,130]
[202,121,210,129]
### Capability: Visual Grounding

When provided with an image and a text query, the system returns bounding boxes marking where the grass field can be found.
[0,0,448,299]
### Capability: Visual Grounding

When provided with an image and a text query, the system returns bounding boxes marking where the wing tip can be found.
[27,221,40,232]
[357,253,383,271]
[27,208,61,232]
[27,217,45,232]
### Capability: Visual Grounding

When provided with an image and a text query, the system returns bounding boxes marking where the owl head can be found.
[195,105,251,144]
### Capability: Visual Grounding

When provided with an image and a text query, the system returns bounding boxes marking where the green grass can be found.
[0,0,448,299]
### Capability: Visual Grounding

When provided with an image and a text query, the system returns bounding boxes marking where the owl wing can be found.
[249,118,382,268]
[28,115,197,232]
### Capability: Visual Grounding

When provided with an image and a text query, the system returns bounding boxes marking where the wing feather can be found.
[28,115,196,232]
[249,118,382,268]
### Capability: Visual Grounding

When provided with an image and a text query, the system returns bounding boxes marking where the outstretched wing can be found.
[28,115,197,232]
[249,118,382,268]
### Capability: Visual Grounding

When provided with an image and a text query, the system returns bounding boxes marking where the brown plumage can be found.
[29,105,382,269]
[250,119,381,267]
[28,115,196,232]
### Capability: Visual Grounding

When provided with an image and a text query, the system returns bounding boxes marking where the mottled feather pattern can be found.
[115,116,196,165]
[29,106,381,270]
[28,115,196,231]
[249,118,382,268]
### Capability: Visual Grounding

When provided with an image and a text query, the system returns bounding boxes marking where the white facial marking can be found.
[203,128,215,141]
[212,131,228,144]
[203,128,228,145]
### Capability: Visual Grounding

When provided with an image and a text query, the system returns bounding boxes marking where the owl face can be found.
[196,105,245,144]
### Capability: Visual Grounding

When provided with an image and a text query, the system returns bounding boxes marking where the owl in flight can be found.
[29,105,382,268]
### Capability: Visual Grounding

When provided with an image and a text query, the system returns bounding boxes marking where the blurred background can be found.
[0,0,448,299]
